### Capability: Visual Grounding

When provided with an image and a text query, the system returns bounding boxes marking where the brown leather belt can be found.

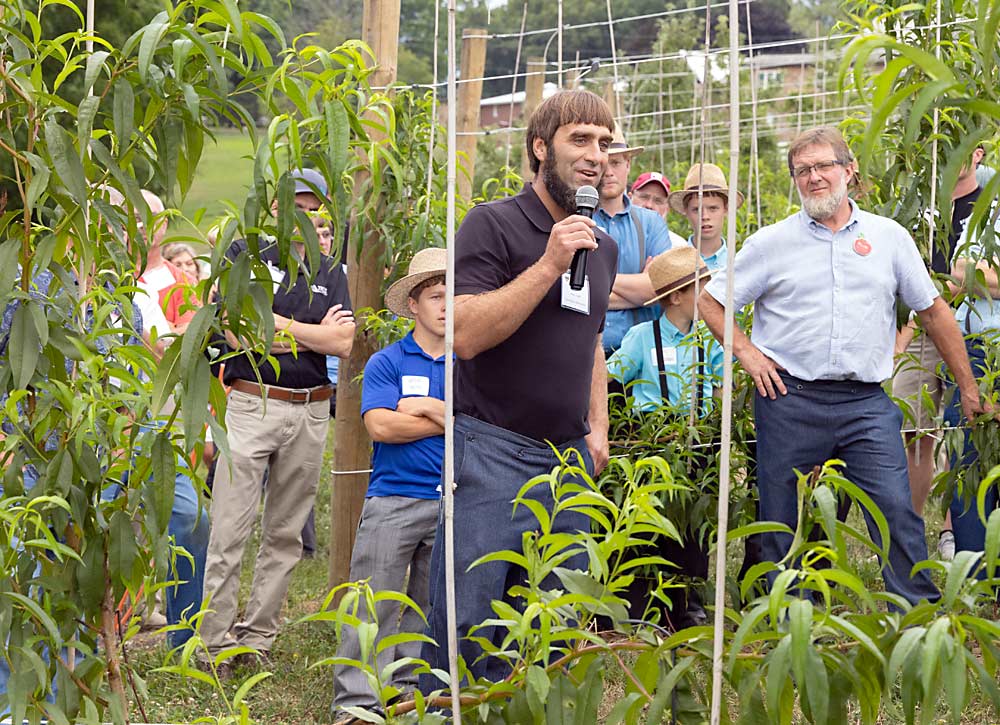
[230,378,335,404]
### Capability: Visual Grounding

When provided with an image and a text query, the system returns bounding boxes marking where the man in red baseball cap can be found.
[632,171,686,246]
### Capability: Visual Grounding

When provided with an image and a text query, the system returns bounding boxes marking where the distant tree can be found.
[788,0,845,38]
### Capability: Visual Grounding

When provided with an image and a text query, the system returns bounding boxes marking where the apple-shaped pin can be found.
[854,237,872,256]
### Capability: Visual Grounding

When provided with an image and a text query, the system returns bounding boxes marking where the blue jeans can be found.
[104,466,209,648]
[944,338,999,557]
[420,415,592,687]
[755,375,939,605]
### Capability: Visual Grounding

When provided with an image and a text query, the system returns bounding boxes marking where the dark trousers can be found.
[420,415,592,687]
[945,338,999,558]
[755,374,939,605]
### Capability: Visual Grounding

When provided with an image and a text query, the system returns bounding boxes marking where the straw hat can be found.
[384,247,447,318]
[667,163,744,214]
[608,125,645,157]
[643,246,712,306]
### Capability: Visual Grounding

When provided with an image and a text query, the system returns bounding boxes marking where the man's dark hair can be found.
[524,90,615,175]
[409,274,446,301]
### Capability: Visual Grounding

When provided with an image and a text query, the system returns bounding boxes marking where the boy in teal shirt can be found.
[608,246,723,414]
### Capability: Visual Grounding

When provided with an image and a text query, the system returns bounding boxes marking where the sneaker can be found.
[938,530,955,561]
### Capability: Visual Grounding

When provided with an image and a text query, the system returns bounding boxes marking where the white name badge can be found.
[560,273,590,315]
[650,346,678,368]
[266,261,286,293]
[401,375,431,396]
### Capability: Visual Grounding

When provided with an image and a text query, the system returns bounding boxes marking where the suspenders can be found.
[628,208,646,329]
[652,318,706,413]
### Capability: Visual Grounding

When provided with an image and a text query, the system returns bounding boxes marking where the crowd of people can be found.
[1,87,997,721]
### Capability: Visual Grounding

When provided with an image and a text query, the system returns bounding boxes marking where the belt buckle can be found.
[292,389,310,404]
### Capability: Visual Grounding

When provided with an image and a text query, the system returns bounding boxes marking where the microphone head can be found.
[575,185,599,212]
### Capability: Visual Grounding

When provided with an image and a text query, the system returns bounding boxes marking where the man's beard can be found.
[799,175,848,221]
[542,151,580,214]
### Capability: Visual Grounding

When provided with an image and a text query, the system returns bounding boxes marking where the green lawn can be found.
[169,127,255,239]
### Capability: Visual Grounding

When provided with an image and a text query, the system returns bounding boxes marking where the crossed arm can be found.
[364,397,445,444]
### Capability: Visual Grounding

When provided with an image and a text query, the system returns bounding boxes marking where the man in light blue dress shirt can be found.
[699,127,988,605]
[595,130,674,355]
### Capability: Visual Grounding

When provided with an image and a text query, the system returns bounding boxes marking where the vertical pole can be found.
[709,0,740,722]
[557,0,563,87]
[329,0,402,592]
[603,79,618,126]
[457,27,487,201]
[521,57,545,181]
[445,5,463,721]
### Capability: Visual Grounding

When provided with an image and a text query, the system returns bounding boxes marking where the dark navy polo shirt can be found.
[361,330,445,499]
[222,239,352,389]
[454,184,618,444]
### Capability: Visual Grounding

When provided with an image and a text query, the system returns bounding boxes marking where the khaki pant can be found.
[201,388,329,654]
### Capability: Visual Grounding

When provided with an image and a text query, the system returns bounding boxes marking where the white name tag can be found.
[401,375,430,396]
[266,261,286,293]
[560,273,590,315]
[650,346,678,368]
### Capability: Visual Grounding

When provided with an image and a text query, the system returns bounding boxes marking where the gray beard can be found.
[799,181,847,221]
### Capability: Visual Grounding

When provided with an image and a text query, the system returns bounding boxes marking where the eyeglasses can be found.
[792,160,846,179]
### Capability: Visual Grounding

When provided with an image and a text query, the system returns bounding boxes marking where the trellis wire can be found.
[502,0,529,173]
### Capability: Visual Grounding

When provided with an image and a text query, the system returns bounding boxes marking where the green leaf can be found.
[602,691,642,725]
[150,341,183,415]
[942,550,982,608]
[147,432,176,534]
[326,99,350,180]
[181,355,210,452]
[138,12,171,82]
[233,671,272,707]
[572,658,603,725]
[83,50,110,94]
[804,646,829,725]
[788,597,812,692]
[113,78,135,152]
[44,118,87,207]
[765,636,792,719]
[109,509,138,584]
[9,303,40,389]
[525,664,549,723]
[943,647,967,723]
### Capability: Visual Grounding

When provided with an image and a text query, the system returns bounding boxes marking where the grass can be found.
[167,127,256,240]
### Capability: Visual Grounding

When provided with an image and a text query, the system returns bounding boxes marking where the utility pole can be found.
[456,27,487,201]
[329,0,401,592]
[521,57,545,181]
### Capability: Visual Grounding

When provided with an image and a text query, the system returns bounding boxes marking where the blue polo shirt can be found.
[704,200,939,383]
[361,331,445,499]
[607,314,723,413]
[595,196,673,351]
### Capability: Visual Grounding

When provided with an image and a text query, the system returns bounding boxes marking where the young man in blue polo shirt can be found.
[608,246,722,627]
[332,247,446,722]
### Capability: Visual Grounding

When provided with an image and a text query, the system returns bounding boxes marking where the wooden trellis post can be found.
[520,56,545,181]
[329,0,402,592]
[456,27,487,201]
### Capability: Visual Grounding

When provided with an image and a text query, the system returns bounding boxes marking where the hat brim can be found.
[668,188,745,214]
[384,269,446,319]
[609,144,645,156]
[643,268,713,306]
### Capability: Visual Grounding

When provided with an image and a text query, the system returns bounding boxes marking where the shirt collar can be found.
[514,184,557,233]
[400,329,446,362]
[801,198,861,234]
[687,237,727,260]
[596,194,633,220]
[656,313,689,343]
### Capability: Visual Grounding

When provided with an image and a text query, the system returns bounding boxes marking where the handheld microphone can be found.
[569,185,599,291]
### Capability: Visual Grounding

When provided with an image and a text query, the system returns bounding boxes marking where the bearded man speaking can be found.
[697,126,990,607]
[421,90,618,685]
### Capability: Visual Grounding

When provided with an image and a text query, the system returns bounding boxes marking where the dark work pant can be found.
[420,415,592,688]
[755,374,939,605]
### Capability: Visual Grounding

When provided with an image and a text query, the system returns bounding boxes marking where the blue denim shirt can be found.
[595,195,673,351]
[705,201,938,383]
